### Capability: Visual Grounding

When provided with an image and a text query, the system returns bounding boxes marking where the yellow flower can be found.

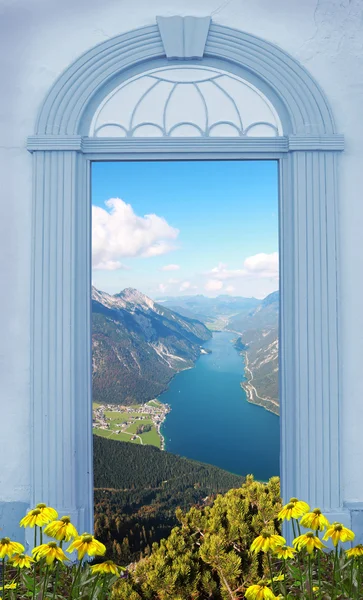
[0,583,17,590]
[20,509,49,528]
[323,522,355,546]
[20,504,57,529]
[245,582,279,600]
[267,574,285,583]
[44,516,78,542]
[274,545,296,560]
[251,532,286,554]
[278,498,309,521]
[35,503,58,522]
[90,560,122,576]
[346,544,363,558]
[32,542,67,565]
[290,498,310,512]
[293,532,327,554]
[300,508,330,531]
[0,538,25,559]
[10,553,34,568]
[67,533,106,560]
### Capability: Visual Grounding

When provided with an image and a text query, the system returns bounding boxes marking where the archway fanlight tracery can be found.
[27,16,348,544]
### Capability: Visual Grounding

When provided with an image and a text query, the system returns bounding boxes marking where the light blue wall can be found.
[1,0,363,541]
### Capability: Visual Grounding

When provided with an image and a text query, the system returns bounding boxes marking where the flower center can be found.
[313,508,321,515]
[286,503,295,509]
[82,534,93,543]
[36,503,47,509]
[48,542,58,549]
[18,554,25,559]
[261,532,271,539]
[61,516,71,524]
[0,538,10,544]
[306,532,314,538]
[290,497,298,503]
[31,509,41,515]
[334,524,343,531]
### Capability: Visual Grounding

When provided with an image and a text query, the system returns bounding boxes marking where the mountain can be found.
[233,291,279,415]
[228,290,279,332]
[93,436,244,564]
[92,287,212,405]
[158,294,260,329]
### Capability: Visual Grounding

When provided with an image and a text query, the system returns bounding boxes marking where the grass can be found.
[104,410,140,421]
[140,428,161,448]
[93,427,141,444]
[125,419,153,434]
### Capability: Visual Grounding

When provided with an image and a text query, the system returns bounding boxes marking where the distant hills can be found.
[158,294,260,330]
[92,287,211,405]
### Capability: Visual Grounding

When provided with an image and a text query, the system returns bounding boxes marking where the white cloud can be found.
[209,253,279,281]
[158,283,168,294]
[205,279,224,292]
[161,264,180,271]
[225,285,235,293]
[180,281,191,292]
[92,198,179,270]
[168,278,180,284]
[92,260,125,271]
[244,252,279,278]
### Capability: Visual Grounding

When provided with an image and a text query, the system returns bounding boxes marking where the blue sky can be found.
[92,160,278,299]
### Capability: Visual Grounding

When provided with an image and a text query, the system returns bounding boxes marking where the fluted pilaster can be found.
[30,150,92,539]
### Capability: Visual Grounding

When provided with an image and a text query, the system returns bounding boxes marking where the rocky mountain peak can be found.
[117,288,155,311]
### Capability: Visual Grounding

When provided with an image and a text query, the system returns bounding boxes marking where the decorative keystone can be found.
[156,16,211,59]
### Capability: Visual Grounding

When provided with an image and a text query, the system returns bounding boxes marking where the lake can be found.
[159,330,280,481]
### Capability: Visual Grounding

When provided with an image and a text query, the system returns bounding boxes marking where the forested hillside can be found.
[93,436,244,563]
[92,287,211,405]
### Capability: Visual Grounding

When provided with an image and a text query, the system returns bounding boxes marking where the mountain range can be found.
[92,287,211,405]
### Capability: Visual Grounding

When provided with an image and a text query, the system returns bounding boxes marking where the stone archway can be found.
[27,17,346,541]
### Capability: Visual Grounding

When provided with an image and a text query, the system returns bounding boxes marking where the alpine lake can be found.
[159,330,280,482]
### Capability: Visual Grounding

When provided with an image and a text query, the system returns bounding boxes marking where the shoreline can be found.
[241,350,279,417]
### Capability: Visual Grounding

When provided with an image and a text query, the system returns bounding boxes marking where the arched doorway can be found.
[27,17,346,541]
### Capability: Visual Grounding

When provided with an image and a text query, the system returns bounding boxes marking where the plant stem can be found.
[89,573,100,600]
[2,558,5,600]
[32,560,37,600]
[34,525,37,548]
[332,545,339,599]
[267,552,276,594]
[291,519,297,541]
[296,519,302,536]
[317,550,322,600]
[42,565,49,599]
[308,554,313,600]
[52,560,61,600]
[349,557,354,598]
[100,574,108,600]
[40,527,43,545]
[70,557,83,599]
[283,559,287,600]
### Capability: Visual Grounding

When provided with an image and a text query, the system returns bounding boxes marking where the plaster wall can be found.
[1,0,363,537]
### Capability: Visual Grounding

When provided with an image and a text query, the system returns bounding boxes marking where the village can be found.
[92,399,170,449]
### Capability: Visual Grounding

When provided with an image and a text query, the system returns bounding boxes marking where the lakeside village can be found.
[92,399,170,450]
